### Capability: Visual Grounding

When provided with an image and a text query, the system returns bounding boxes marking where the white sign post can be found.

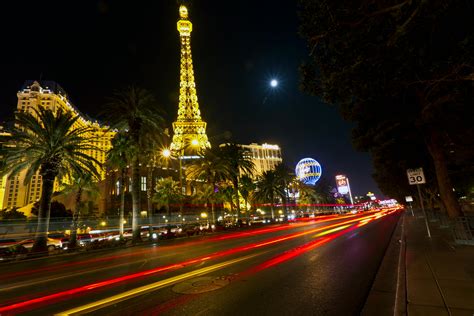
[407,168,431,238]
[405,196,414,216]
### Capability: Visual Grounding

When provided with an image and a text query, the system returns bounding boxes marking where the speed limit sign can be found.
[407,168,426,185]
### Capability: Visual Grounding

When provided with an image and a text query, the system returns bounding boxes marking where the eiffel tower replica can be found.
[170,5,210,155]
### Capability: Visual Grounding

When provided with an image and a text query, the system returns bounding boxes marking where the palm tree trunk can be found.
[32,171,55,253]
[69,187,82,249]
[147,166,154,237]
[244,197,249,221]
[131,156,141,242]
[119,168,126,237]
[270,192,275,219]
[233,178,240,220]
[166,200,171,234]
[211,202,216,225]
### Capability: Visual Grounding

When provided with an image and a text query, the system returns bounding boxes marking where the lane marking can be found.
[0,212,385,313]
[313,224,351,237]
[55,253,260,316]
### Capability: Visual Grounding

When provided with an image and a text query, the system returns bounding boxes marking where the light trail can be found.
[0,210,397,314]
[0,213,359,282]
[54,253,263,316]
[245,225,360,274]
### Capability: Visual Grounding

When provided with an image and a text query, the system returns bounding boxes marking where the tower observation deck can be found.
[170,5,210,154]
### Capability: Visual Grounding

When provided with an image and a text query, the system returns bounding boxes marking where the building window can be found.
[141,177,147,191]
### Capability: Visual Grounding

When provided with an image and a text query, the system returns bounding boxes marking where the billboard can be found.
[335,175,350,195]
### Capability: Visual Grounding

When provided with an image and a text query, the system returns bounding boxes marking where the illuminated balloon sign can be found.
[295,158,322,185]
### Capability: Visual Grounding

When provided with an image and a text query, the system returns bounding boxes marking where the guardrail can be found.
[452,216,474,245]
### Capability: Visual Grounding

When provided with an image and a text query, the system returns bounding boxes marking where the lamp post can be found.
[164,139,200,216]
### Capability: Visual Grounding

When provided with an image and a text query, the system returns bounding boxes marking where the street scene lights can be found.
[162,148,171,158]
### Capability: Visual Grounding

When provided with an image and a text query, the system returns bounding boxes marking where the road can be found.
[0,209,401,316]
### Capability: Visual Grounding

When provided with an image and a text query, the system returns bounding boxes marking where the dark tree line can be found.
[299,0,474,217]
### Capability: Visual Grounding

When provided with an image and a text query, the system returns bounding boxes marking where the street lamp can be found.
[162,148,171,158]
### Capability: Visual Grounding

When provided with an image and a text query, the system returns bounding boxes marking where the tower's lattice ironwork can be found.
[170,5,210,154]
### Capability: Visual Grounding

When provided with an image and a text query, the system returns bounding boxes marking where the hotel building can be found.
[0,81,115,210]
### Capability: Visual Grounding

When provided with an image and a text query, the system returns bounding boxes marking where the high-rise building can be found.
[0,81,115,210]
[240,143,283,178]
[170,5,210,154]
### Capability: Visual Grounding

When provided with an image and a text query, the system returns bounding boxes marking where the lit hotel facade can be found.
[0,81,115,210]
[241,143,283,178]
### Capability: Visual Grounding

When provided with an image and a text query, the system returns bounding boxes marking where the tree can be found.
[187,147,230,223]
[60,172,99,249]
[274,163,293,216]
[0,208,26,221]
[103,86,165,241]
[253,170,285,219]
[239,175,256,218]
[31,201,73,218]
[0,108,99,252]
[219,184,236,215]
[220,144,255,220]
[154,177,182,218]
[299,0,473,217]
[193,183,224,222]
[106,132,133,237]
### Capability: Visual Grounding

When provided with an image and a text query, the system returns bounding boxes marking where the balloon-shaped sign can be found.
[295,158,322,185]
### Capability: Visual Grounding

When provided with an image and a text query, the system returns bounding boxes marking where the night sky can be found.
[0,0,381,197]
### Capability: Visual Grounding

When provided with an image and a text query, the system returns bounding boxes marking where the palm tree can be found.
[253,170,285,219]
[294,180,326,212]
[220,144,255,220]
[60,172,99,249]
[220,184,236,216]
[239,175,256,219]
[0,108,100,252]
[274,163,293,216]
[103,86,165,242]
[154,177,182,218]
[193,183,223,222]
[186,147,229,224]
[106,132,133,237]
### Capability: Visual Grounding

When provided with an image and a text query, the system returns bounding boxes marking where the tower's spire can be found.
[171,5,210,154]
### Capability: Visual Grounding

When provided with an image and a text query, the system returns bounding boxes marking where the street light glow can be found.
[270,79,278,88]
[191,139,199,146]
[162,148,171,158]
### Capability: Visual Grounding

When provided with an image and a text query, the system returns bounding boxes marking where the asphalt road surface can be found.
[0,209,401,316]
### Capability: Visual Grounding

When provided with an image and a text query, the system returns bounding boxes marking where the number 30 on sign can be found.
[407,168,426,185]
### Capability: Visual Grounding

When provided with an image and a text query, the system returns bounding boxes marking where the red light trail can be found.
[0,210,398,314]
[0,214,357,282]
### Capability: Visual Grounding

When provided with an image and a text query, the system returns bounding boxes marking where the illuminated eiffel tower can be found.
[170,5,210,155]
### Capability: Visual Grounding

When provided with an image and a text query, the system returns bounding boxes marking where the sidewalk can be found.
[405,213,474,315]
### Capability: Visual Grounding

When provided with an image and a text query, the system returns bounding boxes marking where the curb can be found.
[361,212,407,315]
[395,213,407,315]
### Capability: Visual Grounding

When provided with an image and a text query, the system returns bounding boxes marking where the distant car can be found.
[0,239,18,248]
[76,234,93,246]
[0,247,14,261]
[15,238,62,252]
[48,233,70,249]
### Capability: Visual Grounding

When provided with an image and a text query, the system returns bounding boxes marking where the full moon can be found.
[270,79,278,87]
